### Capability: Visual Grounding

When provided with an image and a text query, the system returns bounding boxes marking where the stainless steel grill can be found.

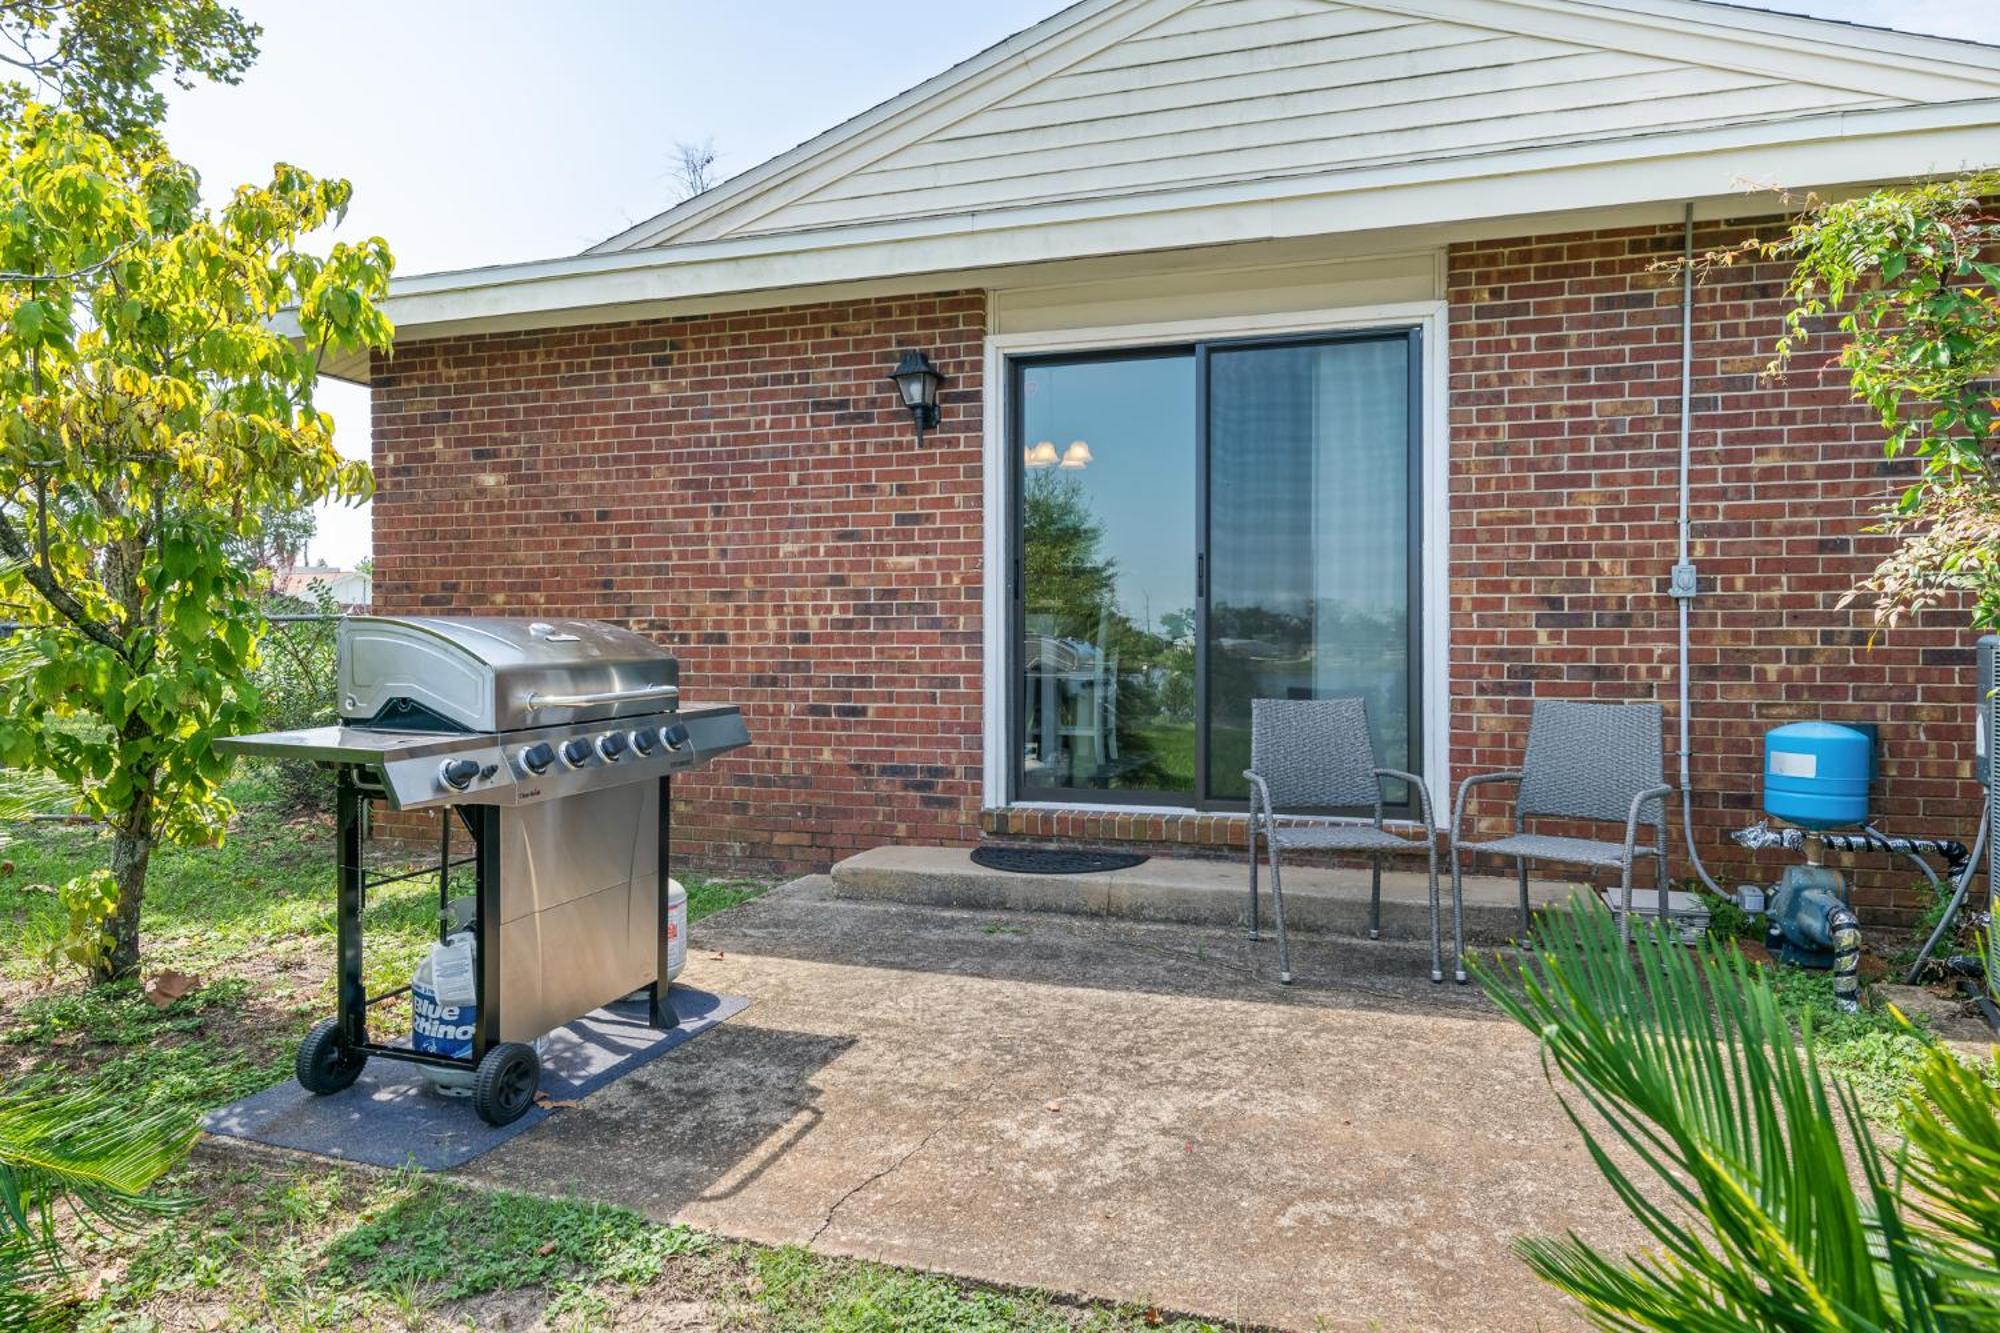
[216,616,749,1125]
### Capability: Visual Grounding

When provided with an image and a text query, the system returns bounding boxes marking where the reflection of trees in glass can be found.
[1021,472,1191,790]
[1023,472,1115,640]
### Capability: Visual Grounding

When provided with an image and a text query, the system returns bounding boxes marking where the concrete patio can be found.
[467,876,1640,1331]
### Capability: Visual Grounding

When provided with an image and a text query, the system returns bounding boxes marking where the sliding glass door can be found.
[1015,351,1198,799]
[1012,327,1421,810]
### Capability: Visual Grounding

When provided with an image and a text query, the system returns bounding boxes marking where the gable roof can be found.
[333,0,2000,376]
[591,0,2000,253]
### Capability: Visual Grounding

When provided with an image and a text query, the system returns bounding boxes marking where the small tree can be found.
[669,137,717,200]
[1722,173,2000,629]
[0,104,394,979]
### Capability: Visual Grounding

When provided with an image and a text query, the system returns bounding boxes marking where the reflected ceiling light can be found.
[1025,441,1059,469]
[1059,441,1093,469]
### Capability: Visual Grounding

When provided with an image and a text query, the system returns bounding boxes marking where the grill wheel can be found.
[295,1019,367,1095]
[473,1041,542,1126]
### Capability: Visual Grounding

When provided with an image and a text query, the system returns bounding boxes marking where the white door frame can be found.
[981,299,1452,820]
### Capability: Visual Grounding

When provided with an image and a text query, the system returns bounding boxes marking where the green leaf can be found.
[9,299,44,343]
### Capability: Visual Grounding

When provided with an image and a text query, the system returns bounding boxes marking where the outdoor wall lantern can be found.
[887,350,946,442]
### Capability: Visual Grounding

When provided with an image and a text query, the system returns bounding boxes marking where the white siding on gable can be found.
[706,0,1904,240]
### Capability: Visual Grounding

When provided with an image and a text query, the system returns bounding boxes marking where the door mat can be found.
[201,987,748,1171]
[971,846,1149,875]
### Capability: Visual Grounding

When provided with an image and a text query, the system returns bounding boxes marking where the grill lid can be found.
[339,616,679,734]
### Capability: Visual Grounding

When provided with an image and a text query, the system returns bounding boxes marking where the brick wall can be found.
[1448,220,1978,924]
[368,228,1981,923]
[370,294,987,874]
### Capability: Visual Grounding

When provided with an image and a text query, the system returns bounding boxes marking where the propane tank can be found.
[665,878,687,982]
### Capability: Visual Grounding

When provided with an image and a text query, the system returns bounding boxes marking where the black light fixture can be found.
[887,350,946,442]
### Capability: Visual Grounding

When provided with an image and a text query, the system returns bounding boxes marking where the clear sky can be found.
[158,0,2000,568]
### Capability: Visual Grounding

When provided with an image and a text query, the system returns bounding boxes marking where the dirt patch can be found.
[1877,982,1998,1045]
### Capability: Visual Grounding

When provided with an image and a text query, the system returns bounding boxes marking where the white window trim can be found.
[981,299,1452,820]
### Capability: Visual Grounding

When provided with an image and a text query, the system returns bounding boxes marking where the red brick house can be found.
[338,0,2000,922]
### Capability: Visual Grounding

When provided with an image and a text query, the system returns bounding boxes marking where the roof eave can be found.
[323,98,2000,383]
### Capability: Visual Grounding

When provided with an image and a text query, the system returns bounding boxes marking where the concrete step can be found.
[829,845,1588,946]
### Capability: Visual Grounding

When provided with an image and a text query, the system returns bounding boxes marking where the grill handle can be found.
[523,682,680,711]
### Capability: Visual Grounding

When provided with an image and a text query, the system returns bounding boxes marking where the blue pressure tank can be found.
[1763,722,1873,829]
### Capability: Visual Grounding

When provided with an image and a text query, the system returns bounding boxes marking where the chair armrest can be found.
[1624,784,1674,859]
[1451,771,1522,846]
[1243,770,1277,834]
[1374,768,1436,835]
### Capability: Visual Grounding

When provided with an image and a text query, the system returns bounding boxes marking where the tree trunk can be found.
[98,793,153,983]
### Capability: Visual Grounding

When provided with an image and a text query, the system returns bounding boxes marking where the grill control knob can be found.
[659,723,692,753]
[630,729,657,756]
[439,758,482,790]
[519,742,554,775]
[596,732,628,762]
[560,737,595,768]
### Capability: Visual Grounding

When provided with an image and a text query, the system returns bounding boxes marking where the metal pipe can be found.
[1675,202,1725,896]
[1732,820,1968,874]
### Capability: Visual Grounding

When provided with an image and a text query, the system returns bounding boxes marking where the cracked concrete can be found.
[467,875,1640,1330]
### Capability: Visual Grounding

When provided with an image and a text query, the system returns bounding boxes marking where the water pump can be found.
[1731,722,1967,1012]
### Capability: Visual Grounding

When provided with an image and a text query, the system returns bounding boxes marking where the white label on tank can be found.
[1769,751,1816,779]
[430,938,478,1007]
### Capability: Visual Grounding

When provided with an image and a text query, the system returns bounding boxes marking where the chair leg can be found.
[1369,855,1382,941]
[1247,826,1261,941]
[1619,861,1635,949]
[1269,838,1293,986]
[1426,838,1443,985]
[1448,842,1467,984]
[1516,856,1531,945]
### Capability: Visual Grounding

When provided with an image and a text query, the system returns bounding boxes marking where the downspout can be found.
[1673,202,1725,896]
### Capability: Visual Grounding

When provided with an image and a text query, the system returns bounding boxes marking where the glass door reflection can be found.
[1016,352,1197,799]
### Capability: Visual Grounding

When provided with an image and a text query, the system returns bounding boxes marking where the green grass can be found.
[686,873,772,923]
[1686,879,1998,1122]
[322,1175,715,1305]
[65,1163,1232,1331]
[3,792,1234,1330]
[749,1244,1223,1333]
[1767,964,2000,1122]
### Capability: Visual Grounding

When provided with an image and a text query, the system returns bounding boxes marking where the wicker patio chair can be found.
[1448,699,1672,972]
[1244,697,1441,986]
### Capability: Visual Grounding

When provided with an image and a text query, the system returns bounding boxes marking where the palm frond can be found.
[0,769,73,825]
[1473,893,1947,1330]
[0,1088,195,1332]
[0,1090,196,1259]
[1894,968,2000,1288]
